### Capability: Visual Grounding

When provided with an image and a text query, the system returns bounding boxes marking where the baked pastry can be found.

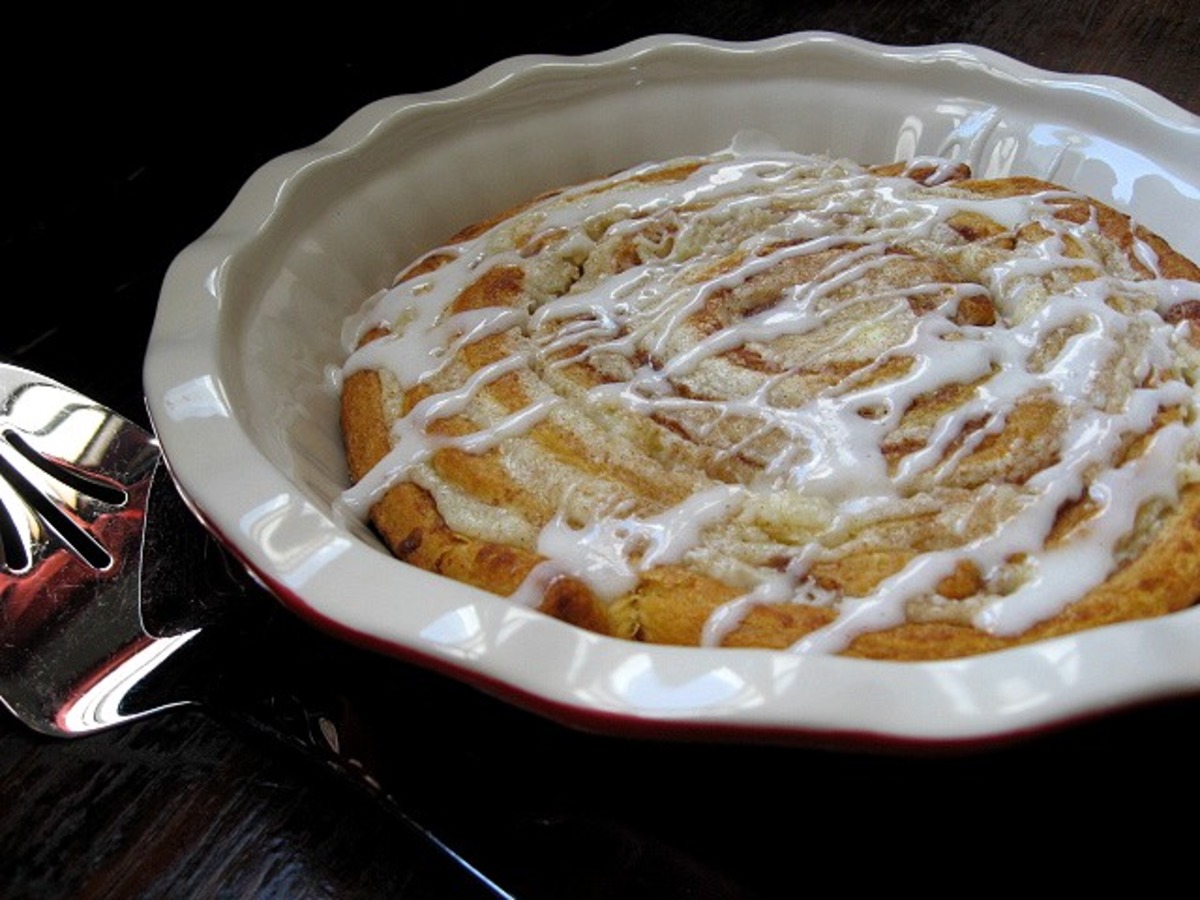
[339,142,1200,660]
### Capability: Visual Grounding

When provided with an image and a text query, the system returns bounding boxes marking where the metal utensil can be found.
[0,362,207,735]
[0,361,514,898]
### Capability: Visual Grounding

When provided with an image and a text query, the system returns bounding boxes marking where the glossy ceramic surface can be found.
[145,32,1200,746]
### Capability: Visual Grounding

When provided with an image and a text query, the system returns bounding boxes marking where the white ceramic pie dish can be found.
[145,31,1200,749]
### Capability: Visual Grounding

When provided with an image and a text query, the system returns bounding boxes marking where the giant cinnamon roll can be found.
[339,142,1200,659]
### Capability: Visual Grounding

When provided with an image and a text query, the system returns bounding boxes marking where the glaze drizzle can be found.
[341,144,1200,654]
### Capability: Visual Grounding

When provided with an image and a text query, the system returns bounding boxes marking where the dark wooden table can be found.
[4,3,1199,897]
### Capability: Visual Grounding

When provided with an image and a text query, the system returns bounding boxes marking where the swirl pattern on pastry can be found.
[339,143,1200,659]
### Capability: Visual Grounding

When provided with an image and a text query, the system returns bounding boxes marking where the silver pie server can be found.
[0,360,514,898]
[0,361,200,735]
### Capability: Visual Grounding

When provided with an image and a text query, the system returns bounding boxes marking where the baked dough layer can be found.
[340,147,1200,659]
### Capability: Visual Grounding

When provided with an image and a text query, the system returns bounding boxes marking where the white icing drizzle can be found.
[341,142,1200,654]
[537,484,744,601]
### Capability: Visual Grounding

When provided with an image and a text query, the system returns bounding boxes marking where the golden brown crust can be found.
[340,152,1200,658]
[844,483,1200,659]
